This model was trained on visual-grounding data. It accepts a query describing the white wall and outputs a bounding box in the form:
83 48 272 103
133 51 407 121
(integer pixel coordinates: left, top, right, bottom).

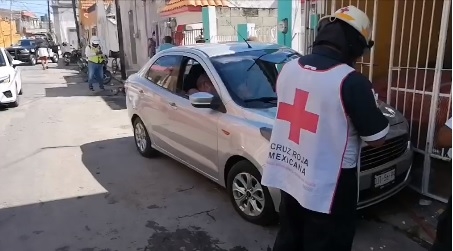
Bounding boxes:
226 0 278 8
171 12 202 26
96 1 119 53
119 0 167 72
52 3 77 45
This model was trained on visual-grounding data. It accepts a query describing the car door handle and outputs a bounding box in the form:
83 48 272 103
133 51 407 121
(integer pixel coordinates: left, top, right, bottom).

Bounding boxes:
168 102 177 109
138 89 144 94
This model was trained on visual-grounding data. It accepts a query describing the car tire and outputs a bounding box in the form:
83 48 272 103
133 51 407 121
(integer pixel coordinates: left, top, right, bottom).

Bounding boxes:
133 117 159 158
29 55 36 66
227 160 278 226
51 54 59 63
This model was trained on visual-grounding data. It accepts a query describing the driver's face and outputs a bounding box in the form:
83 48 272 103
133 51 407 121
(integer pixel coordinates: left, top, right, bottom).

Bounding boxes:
197 74 216 94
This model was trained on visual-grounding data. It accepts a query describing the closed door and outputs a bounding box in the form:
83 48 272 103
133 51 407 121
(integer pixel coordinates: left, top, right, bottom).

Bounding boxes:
164 56 221 178
141 54 183 154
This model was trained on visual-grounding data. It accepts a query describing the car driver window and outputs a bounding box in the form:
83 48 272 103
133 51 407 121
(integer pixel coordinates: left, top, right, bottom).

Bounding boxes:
176 57 215 98
146 55 183 92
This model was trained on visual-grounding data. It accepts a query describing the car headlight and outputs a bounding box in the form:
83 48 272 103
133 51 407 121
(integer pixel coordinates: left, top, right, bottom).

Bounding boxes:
0 76 10 84
22 49 29 53
30 49 35 52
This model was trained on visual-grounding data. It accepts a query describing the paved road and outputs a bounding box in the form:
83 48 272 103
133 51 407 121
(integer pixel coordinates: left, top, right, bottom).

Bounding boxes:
0 63 429 251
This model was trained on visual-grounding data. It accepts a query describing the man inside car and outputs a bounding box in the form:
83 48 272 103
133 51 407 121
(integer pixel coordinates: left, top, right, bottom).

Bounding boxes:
187 73 217 96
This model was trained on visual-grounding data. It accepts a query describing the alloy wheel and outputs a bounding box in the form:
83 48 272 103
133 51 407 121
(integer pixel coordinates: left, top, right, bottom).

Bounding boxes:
134 122 147 152
232 172 265 217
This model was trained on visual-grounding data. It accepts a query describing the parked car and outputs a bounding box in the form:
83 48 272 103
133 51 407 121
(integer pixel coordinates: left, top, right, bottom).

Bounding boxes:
6 39 58 65
125 42 413 226
31 32 60 56
0 48 23 107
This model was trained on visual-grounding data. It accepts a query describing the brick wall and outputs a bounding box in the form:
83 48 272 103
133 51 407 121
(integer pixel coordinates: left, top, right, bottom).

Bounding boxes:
216 7 277 37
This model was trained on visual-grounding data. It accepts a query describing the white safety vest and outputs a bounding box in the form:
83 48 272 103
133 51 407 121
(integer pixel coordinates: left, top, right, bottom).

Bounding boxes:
261 60 356 214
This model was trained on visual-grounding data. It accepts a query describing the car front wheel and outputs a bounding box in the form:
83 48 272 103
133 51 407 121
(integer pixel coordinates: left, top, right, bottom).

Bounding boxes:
133 117 159 158
227 160 278 226
52 54 59 63
29 55 36 65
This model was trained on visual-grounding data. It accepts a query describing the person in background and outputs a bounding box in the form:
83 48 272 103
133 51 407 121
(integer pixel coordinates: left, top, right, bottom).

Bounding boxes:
262 6 388 251
148 31 157 58
157 36 175 52
85 36 105 91
431 117 452 251
37 39 50 70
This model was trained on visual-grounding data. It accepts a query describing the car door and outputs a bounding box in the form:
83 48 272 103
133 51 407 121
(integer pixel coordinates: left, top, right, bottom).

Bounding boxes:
164 55 221 179
140 54 184 155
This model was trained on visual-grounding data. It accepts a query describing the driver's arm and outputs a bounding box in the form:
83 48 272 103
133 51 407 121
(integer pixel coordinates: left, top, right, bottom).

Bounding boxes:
341 72 389 147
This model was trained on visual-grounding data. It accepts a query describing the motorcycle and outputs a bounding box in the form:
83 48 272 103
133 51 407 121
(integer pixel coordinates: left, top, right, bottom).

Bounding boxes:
80 55 112 85
63 48 82 66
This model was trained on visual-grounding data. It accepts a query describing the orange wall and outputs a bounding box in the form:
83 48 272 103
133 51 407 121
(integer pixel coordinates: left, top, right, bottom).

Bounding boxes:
0 20 21 47
80 0 97 29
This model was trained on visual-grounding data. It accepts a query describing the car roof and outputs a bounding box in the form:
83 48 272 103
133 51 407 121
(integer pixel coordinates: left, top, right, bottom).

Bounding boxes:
169 42 286 58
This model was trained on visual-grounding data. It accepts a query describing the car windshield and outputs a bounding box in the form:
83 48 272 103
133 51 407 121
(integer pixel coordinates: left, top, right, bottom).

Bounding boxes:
211 48 300 108
19 40 34 46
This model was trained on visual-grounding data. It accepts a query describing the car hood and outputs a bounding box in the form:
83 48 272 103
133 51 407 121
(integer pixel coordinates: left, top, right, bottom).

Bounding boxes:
242 100 405 127
7 45 34 50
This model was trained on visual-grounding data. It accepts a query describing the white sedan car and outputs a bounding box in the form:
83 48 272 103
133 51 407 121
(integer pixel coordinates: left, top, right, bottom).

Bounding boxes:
0 48 22 107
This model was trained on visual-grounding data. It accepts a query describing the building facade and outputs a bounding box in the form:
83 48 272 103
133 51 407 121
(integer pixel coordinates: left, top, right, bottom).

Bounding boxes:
51 0 79 47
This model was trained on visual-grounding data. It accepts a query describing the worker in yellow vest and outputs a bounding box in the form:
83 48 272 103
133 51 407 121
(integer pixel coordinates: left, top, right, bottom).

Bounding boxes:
85 36 105 91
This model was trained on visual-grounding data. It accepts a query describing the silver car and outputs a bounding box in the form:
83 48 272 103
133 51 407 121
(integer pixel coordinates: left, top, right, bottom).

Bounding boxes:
125 42 413 226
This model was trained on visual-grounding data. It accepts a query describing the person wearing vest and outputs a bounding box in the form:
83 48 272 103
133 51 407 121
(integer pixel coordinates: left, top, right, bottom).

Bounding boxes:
85 36 105 91
261 6 389 251
432 117 452 251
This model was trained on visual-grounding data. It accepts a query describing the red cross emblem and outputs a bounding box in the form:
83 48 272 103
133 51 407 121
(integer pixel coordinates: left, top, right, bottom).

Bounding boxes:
339 7 349 13
276 89 320 144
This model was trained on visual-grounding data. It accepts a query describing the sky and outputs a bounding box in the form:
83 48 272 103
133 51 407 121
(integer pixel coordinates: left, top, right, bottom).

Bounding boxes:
0 0 50 19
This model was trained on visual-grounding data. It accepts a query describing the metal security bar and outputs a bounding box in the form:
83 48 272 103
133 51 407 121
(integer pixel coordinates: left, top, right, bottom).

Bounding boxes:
387 0 452 201
300 0 377 81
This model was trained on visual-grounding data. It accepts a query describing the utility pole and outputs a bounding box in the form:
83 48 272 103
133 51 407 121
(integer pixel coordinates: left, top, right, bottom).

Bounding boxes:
9 0 12 46
71 0 82 49
114 0 126 80
47 0 52 32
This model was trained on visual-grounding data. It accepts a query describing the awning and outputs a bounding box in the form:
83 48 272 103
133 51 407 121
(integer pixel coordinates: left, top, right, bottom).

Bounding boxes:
160 0 231 14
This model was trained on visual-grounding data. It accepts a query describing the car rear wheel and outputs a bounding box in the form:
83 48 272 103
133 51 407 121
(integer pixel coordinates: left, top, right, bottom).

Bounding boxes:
227 160 277 226
133 117 159 158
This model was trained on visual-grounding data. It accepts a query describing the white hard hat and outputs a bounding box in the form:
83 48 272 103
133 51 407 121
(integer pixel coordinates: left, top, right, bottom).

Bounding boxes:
90 36 100 44
319 6 372 43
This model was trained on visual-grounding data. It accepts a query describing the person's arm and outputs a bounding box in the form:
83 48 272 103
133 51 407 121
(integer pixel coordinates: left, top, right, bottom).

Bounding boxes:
341 72 389 147
436 118 452 149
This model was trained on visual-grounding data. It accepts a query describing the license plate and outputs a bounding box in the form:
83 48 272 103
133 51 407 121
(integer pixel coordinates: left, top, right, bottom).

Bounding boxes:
374 168 396 188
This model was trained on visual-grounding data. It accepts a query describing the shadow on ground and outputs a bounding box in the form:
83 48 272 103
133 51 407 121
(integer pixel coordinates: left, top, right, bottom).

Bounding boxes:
42 61 126 110
79 136 254 251
0 136 436 250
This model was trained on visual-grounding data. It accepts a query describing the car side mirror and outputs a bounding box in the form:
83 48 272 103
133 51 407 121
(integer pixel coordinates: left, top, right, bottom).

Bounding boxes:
189 92 214 108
